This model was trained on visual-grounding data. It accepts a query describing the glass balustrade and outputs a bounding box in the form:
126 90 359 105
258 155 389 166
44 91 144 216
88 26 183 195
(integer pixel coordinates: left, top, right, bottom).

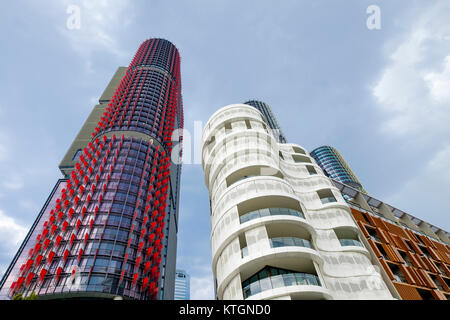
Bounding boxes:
270 237 312 249
242 272 321 299
241 237 312 258
339 239 364 248
240 207 305 224
320 196 337 204
241 246 249 258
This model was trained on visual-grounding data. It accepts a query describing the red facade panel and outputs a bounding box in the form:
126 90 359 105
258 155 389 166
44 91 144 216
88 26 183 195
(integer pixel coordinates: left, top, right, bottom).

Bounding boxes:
394 283 422 300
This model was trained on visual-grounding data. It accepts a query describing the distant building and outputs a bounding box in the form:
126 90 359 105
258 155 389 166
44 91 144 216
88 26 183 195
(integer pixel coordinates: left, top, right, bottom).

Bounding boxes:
310 146 367 194
243 100 287 143
174 269 190 300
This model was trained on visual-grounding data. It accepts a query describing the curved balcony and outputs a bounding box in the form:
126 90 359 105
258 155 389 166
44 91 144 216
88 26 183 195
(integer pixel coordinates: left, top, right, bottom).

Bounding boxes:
240 207 305 224
209 152 281 196
212 177 300 217
241 237 312 258
204 132 279 184
211 203 316 268
215 235 323 298
242 272 321 299
202 104 264 144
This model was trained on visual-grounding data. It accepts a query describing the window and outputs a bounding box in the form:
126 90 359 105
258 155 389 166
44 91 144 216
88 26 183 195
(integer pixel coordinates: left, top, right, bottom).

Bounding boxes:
292 154 312 164
441 276 450 288
88 276 106 286
245 120 252 129
367 227 382 242
375 243 389 260
292 146 306 155
389 264 406 283
317 189 337 204
103 227 118 240
421 246 433 259
430 275 445 291
403 240 413 252
225 122 232 134
241 266 320 299
113 244 126 256
205 136 215 149
334 227 363 248
94 258 110 267
417 288 435 300
399 251 412 266
109 259 123 271
80 257 94 268
436 263 446 275
306 165 317 175
262 123 268 132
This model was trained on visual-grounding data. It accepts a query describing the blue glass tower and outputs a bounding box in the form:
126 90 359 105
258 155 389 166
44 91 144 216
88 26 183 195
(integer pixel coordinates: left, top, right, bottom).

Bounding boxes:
243 100 287 143
310 146 367 193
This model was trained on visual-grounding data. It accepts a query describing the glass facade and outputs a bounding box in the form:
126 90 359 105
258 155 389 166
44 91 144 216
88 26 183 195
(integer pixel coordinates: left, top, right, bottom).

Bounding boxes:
310 146 367 194
0 39 183 300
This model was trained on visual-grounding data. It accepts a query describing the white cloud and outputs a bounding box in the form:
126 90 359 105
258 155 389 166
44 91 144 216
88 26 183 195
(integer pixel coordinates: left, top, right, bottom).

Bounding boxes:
0 209 28 249
385 145 450 230
424 55 450 103
2 174 24 191
372 1 450 138
190 273 214 300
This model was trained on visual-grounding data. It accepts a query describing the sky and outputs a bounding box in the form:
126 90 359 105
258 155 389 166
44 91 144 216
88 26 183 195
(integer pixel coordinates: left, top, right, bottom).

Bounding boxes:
0 0 449 300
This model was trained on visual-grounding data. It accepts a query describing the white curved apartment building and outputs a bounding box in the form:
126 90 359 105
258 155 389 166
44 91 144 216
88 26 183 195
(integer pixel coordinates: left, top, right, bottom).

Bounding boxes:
201 104 396 300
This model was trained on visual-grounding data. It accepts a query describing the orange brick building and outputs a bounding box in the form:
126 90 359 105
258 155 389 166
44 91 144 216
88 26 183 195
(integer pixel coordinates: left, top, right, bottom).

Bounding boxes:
334 180 450 300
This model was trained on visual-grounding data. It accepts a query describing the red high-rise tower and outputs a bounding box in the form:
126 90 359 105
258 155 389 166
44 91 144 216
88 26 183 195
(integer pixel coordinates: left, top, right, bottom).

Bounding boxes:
0 38 184 300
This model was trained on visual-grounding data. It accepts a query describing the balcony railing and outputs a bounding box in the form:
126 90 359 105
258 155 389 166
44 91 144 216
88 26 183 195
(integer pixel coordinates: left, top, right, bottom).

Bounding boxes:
241 237 312 258
228 175 257 187
320 196 337 204
241 246 249 258
240 207 305 224
270 237 312 249
243 273 321 299
339 239 364 248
